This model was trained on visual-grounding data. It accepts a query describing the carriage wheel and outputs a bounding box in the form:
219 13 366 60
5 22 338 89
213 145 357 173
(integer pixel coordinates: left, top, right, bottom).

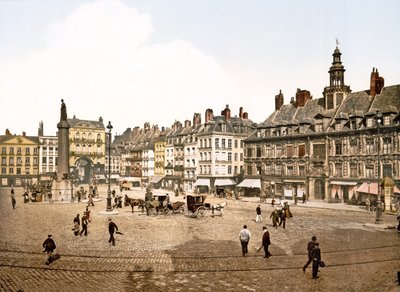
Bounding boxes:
163 207 171 215
196 206 206 219
179 205 186 214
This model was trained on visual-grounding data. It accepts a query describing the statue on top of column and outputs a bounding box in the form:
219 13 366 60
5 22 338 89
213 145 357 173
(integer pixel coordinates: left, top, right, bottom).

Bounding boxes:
60 99 67 121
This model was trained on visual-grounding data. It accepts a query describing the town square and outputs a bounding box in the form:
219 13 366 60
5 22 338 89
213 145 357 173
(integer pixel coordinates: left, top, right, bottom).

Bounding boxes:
1 1 400 291
1 185 399 291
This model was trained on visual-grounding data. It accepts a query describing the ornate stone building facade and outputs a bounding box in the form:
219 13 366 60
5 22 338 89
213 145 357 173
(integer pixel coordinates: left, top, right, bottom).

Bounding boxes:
243 47 400 204
0 130 40 186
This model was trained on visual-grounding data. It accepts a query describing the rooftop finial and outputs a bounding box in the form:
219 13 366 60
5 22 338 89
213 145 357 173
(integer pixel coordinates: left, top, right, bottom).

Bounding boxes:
336 38 340 47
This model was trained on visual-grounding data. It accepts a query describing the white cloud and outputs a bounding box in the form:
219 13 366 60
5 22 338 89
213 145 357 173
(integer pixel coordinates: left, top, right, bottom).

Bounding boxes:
0 0 241 135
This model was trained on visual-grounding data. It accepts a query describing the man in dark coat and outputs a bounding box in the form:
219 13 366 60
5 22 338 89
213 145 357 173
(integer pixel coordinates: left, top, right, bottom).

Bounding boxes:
303 236 317 272
262 226 272 258
42 234 56 265
108 218 118 246
310 242 322 279
80 214 88 236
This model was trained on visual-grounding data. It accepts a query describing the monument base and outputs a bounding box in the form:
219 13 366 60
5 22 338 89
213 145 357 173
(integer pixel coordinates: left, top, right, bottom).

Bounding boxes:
51 179 73 202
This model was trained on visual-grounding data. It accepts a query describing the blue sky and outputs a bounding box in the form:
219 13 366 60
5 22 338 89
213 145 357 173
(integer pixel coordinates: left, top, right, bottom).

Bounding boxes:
0 0 399 136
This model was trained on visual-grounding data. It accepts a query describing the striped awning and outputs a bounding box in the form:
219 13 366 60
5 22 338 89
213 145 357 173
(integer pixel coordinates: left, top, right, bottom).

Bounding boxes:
237 179 261 188
194 178 210 187
214 178 236 186
356 182 400 195
150 176 163 184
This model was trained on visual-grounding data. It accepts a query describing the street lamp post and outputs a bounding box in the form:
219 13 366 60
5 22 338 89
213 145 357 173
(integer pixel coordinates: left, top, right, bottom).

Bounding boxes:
106 121 113 212
374 110 383 224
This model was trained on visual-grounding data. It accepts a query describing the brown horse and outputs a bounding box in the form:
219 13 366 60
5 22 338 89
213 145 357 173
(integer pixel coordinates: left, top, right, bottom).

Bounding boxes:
124 195 145 213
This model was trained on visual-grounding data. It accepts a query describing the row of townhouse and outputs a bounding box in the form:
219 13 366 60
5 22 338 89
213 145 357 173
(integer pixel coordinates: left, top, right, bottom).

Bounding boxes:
242 46 400 205
112 106 255 193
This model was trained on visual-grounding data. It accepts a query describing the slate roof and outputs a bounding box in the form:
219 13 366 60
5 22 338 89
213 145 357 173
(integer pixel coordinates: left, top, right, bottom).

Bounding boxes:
67 118 105 129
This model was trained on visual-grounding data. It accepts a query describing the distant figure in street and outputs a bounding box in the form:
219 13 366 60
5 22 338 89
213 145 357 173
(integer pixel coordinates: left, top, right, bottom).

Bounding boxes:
108 218 118 246
73 214 80 236
87 194 94 207
117 195 123 208
302 193 307 204
11 188 16 209
239 225 251 256
23 191 29 203
310 242 322 279
80 213 88 236
271 199 276 206
366 198 371 212
270 209 279 228
303 236 317 273
84 206 91 222
42 234 56 265
279 209 287 229
112 189 116 198
262 226 272 258
255 204 262 223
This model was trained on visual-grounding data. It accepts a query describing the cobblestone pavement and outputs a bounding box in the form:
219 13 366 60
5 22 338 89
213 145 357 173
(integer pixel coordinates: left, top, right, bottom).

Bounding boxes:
0 186 399 292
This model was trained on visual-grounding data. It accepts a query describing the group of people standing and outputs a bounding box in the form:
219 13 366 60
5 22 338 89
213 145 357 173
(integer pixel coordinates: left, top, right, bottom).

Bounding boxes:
72 206 91 236
254 201 293 229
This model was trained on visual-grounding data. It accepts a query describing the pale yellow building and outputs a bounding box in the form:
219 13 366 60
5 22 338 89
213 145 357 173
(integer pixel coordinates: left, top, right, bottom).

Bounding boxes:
0 130 40 186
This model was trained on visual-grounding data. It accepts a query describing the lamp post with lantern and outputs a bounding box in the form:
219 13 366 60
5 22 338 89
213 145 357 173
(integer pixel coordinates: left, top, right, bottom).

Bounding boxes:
106 121 113 212
374 110 383 224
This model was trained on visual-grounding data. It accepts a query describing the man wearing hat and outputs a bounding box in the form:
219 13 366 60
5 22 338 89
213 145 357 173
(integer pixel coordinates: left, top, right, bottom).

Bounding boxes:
108 218 119 246
310 242 322 279
42 234 56 265
262 226 272 258
255 204 262 223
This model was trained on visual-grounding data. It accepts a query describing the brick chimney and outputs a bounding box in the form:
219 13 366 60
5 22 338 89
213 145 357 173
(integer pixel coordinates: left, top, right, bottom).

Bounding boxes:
193 113 201 126
239 107 244 118
243 112 248 119
295 88 311 107
184 120 191 128
205 109 214 123
370 67 385 97
22 131 26 137
5 129 11 135
221 104 231 120
275 90 284 111
133 126 140 136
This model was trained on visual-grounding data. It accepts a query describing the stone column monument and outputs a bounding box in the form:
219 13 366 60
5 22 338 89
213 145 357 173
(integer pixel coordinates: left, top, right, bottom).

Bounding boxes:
51 99 72 201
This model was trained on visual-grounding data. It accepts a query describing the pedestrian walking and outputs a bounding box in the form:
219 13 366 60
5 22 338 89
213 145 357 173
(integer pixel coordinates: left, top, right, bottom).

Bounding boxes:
11 188 16 209
261 226 272 258
108 218 118 246
42 234 56 265
310 242 322 279
270 209 279 228
73 214 80 236
84 206 91 222
112 189 116 198
80 213 88 236
239 225 251 256
279 209 287 228
255 204 263 223
23 191 29 203
87 194 94 207
302 193 307 204
303 236 317 272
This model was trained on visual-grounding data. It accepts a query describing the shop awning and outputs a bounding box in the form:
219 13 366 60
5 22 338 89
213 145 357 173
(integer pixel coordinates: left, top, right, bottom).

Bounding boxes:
237 179 261 188
194 178 210 187
119 177 141 182
356 182 400 195
110 174 120 179
330 181 357 186
150 176 163 184
214 178 236 186
283 179 305 183
96 174 105 179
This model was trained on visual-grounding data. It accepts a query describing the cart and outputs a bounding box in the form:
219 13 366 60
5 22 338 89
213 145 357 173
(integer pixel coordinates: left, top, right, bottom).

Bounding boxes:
186 194 208 219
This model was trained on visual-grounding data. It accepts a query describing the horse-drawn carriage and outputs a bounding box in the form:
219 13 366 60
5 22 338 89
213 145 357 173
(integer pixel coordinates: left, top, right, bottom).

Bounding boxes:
145 194 185 215
186 194 227 219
